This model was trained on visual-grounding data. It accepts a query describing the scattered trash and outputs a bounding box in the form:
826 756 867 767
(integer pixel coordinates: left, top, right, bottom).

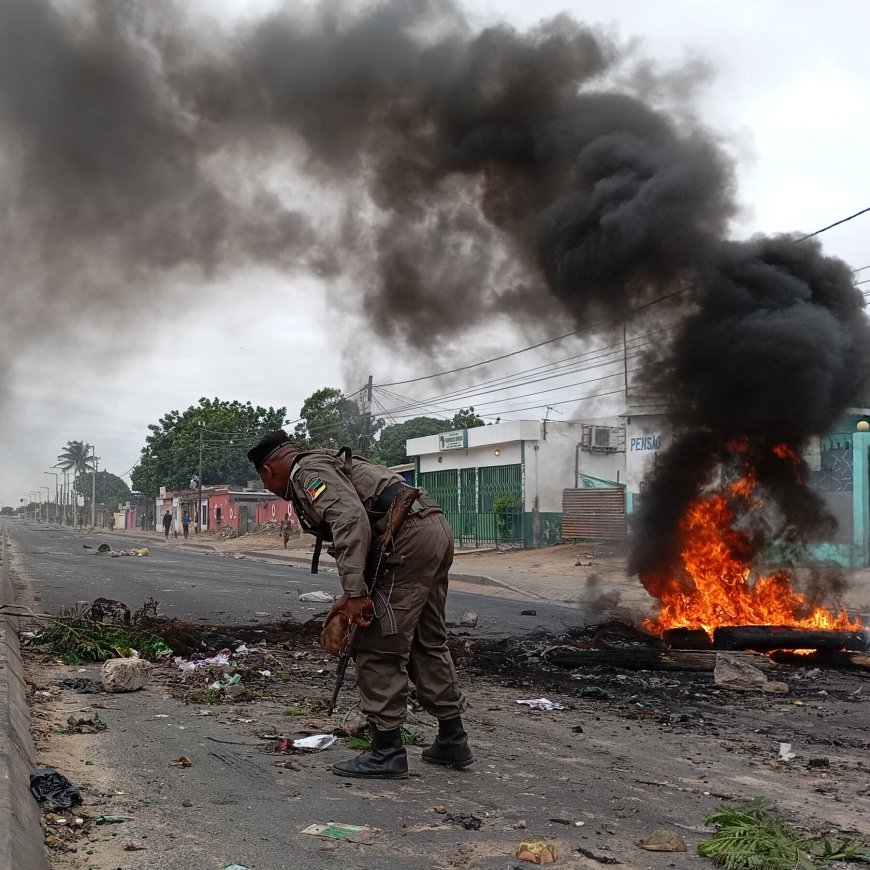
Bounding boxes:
571 725 584 733
516 839 557 864
520 609 537 616
292 734 338 751
807 757 830 768
66 714 107 734
92 545 149 557
443 812 481 830
170 756 193 767
298 591 335 603
576 846 620 864
174 650 231 677
30 768 82 810
517 698 565 711
434 805 447 814
94 815 127 825
101 657 153 692
778 742 796 761
514 819 527 830
58 677 102 694
580 686 614 701
273 733 338 753
300 823 379 844
223 865 252 870
90 597 132 624
548 818 570 825
639 829 687 852
235 644 250 655
459 611 479 628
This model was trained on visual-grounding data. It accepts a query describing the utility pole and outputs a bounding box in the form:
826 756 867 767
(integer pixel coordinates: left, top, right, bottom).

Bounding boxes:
91 445 99 528
44 471 59 522
197 422 204 533
362 375 373 456
622 319 630 408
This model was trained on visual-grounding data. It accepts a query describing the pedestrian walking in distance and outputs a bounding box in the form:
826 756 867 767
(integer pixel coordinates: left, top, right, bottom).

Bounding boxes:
162 510 172 539
247 429 472 779
182 510 191 539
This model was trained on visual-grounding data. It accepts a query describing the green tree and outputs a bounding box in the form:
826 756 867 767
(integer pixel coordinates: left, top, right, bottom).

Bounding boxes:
74 471 131 512
131 397 287 493
1 506 13 516
450 408 485 429
56 440 95 477
373 417 450 467
293 387 383 454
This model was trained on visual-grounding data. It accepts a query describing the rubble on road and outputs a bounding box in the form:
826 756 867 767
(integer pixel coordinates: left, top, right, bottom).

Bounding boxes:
101 657 153 692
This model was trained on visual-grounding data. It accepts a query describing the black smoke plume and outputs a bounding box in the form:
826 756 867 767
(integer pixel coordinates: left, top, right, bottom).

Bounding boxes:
1 0 867 573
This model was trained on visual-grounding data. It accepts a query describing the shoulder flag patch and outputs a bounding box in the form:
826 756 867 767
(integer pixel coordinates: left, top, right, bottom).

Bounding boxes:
305 476 327 502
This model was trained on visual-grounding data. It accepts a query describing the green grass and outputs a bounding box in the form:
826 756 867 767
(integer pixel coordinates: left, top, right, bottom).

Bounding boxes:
698 800 870 869
36 604 170 664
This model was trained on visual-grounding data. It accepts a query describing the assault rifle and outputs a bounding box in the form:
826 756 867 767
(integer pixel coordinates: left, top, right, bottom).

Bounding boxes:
326 485 421 716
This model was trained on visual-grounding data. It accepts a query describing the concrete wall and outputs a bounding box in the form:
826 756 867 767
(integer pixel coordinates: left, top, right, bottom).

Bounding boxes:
408 418 628 515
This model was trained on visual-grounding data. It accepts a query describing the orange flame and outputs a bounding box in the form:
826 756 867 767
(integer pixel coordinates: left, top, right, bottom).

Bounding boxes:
643 448 862 637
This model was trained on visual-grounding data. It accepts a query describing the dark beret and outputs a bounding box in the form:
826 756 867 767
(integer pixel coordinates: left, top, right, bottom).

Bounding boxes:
247 429 292 470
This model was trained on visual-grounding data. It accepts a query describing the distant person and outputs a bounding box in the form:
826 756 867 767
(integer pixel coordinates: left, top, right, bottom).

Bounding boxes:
281 510 294 548
108 516 115 532
148 512 154 531
182 510 191 539
162 510 172 539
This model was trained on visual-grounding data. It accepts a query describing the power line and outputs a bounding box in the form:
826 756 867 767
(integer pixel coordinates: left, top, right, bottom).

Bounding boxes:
795 206 870 243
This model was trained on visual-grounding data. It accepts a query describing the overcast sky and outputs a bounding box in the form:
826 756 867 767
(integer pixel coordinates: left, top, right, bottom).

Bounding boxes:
2 0 869 507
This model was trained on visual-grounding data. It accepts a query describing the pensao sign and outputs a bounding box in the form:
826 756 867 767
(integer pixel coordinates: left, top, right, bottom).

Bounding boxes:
438 430 468 450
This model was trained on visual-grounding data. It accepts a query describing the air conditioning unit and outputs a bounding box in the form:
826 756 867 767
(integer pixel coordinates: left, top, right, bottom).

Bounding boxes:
592 426 613 449
580 424 624 454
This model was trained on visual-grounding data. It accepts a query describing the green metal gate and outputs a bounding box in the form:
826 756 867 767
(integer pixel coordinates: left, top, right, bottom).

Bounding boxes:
421 463 522 547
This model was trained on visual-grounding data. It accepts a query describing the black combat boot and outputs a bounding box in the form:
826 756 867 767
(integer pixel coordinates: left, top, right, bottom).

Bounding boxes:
331 727 409 779
422 716 474 768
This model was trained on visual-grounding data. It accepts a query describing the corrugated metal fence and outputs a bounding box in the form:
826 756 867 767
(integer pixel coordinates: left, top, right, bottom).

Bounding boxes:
562 488 627 541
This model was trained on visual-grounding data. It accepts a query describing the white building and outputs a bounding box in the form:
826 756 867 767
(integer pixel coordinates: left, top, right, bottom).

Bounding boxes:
406 414 674 547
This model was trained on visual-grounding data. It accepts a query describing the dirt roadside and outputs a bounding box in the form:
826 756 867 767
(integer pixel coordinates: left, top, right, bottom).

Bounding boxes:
22 622 870 869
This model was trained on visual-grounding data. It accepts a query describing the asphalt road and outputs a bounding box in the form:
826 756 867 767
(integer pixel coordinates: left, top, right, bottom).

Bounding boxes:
6 520 869 870
5 520 584 637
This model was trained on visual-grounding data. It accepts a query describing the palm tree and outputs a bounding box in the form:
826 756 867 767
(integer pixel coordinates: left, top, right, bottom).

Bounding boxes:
56 440 96 515
56 441 95 477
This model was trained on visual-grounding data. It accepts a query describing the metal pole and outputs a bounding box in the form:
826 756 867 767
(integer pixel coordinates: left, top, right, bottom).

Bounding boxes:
197 423 203 533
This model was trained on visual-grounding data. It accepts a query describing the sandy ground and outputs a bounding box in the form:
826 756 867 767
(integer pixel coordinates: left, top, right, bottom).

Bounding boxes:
22 615 870 870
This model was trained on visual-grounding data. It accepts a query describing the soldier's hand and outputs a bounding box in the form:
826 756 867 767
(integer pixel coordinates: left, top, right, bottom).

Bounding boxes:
346 594 375 627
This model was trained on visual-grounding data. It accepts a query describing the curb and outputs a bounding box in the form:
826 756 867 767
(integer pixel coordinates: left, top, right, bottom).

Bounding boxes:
232 549 544 600
0 526 51 870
